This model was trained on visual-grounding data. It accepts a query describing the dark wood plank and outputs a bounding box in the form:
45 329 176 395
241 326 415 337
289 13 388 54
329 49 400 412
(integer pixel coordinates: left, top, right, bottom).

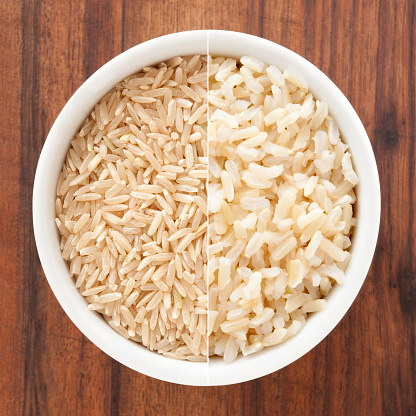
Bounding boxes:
0 2 24 415
371 1 416 414
19 1 115 415
122 0 209 48
1 0 415 414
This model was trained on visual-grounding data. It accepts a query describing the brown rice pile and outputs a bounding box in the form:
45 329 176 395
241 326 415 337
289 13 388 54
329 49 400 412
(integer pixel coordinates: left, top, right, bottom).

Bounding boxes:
55 55 208 361
55 53 358 363
207 56 358 362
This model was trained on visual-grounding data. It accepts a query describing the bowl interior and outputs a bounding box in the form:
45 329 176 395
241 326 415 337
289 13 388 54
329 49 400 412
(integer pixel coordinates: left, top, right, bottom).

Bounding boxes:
33 30 380 386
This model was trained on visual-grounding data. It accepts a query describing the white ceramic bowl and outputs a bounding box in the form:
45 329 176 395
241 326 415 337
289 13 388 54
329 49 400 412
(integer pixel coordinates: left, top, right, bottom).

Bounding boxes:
33 30 380 386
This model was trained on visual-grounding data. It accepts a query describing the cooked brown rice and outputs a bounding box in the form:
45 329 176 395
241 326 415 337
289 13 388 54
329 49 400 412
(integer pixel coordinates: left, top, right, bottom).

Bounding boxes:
207 55 358 362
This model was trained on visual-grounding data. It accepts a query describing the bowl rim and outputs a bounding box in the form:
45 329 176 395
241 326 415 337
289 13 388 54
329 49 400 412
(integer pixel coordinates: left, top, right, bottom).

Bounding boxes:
33 29 381 386
33 30 211 386
207 30 380 385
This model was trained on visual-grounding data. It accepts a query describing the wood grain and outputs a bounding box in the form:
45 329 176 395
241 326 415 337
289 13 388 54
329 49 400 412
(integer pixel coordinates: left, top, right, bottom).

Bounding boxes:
0 0 415 414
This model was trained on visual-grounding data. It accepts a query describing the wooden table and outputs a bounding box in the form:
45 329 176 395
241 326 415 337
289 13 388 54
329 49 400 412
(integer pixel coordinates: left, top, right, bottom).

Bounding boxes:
1 0 415 414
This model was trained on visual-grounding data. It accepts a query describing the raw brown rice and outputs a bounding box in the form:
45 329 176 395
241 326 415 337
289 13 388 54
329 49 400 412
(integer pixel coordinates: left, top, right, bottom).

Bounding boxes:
56 55 208 361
